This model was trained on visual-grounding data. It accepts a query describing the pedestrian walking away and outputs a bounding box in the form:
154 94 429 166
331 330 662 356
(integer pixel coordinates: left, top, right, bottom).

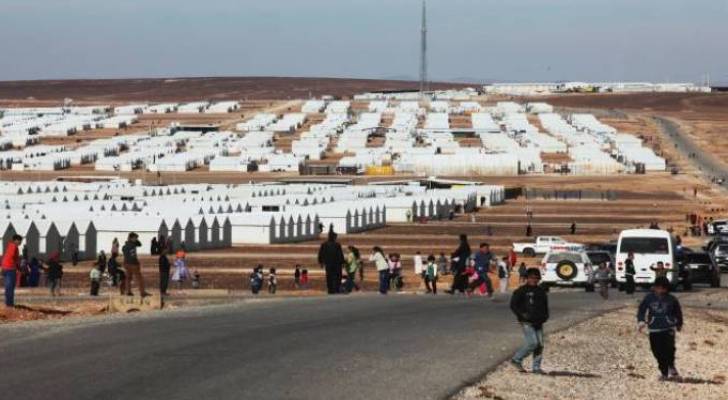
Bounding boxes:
447 234 471 294
45 251 64 297
250 265 264 294
518 262 528 284
89 265 102 296
638 277 683 380
425 254 438 294
158 248 171 295
122 232 148 296
1 234 23 307
472 243 494 296
498 256 510 294
28 257 41 288
267 268 277 294
624 252 636 295
344 246 361 293
318 231 345 294
510 268 549 374
594 262 612 300
369 246 390 295
293 264 302 289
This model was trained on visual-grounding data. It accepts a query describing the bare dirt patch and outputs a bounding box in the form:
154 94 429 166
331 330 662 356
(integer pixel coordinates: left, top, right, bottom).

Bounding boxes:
455 306 728 400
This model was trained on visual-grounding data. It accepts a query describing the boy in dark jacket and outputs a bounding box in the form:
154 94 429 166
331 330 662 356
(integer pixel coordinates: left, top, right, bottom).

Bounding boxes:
509 268 549 373
637 277 683 380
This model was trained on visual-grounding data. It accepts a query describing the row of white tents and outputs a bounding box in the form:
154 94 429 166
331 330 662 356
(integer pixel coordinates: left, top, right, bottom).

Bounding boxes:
1 180 504 259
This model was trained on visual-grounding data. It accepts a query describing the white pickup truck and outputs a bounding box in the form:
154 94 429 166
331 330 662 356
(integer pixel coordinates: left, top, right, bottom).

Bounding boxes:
513 236 584 257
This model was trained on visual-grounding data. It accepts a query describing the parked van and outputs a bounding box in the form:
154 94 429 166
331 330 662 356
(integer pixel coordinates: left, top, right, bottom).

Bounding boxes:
615 229 677 287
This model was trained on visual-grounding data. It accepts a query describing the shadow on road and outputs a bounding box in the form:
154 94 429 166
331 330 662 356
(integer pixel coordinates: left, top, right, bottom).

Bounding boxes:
544 370 601 379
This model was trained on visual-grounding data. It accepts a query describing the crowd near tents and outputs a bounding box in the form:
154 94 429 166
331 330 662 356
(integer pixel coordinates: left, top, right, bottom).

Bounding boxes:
0 179 504 261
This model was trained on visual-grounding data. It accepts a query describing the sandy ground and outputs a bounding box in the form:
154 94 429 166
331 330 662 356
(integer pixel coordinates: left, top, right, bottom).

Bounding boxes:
455 302 728 400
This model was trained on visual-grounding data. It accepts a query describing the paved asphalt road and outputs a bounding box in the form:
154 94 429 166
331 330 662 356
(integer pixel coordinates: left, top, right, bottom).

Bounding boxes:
654 116 728 189
0 291 634 400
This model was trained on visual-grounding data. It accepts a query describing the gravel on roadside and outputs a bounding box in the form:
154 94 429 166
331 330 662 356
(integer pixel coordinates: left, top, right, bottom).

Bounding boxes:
455 306 728 400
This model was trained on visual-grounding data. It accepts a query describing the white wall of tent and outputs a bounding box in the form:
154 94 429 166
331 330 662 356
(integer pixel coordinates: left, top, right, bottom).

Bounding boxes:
0 180 503 259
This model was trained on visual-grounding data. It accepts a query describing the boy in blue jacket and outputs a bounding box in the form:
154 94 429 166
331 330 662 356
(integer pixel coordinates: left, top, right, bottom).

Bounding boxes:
637 277 683 380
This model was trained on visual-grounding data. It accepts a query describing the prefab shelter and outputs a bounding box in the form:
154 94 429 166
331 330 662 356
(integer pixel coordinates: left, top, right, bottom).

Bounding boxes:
35 220 62 258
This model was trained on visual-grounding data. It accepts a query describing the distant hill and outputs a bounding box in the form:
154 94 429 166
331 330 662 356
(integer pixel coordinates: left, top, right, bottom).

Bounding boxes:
0 76 474 104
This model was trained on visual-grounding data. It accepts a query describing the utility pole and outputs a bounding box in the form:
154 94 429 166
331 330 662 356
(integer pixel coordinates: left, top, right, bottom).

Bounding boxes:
419 0 428 97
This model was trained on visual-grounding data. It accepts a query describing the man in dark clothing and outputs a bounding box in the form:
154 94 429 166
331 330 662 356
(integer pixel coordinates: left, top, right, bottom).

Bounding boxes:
510 268 549 373
318 231 345 294
447 234 471 294
122 232 148 297
151 237 160 256
158 249 171 295
637 277 683 380
526 224 533 237
473 243 494 296
570 222 576 235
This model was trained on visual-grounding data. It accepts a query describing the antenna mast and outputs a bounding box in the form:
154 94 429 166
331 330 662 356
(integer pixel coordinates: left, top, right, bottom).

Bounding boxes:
419 0 428 96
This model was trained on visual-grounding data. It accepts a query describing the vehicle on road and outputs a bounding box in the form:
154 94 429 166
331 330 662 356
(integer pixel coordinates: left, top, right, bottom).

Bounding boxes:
707 220 728 236
615 229 678 288
540 250 592 288
677 252 721 288
513 236 584 257
705 235 728 272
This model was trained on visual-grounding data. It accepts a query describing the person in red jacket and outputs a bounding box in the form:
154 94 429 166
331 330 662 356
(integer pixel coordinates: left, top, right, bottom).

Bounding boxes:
2 234 23 307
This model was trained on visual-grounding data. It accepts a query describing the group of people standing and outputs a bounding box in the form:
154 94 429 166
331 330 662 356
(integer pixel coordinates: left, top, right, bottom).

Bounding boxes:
2 235 66 306
446 235 516 297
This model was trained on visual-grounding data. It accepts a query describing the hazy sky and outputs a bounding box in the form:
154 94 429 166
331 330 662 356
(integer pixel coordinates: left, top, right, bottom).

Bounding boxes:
1 0 727 83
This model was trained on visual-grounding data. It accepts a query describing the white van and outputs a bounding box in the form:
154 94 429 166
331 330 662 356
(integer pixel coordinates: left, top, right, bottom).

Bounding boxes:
615 229 677 286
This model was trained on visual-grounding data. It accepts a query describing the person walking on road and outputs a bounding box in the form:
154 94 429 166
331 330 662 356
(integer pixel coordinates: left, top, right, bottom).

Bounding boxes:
89 265 102 296
498 256 510 294
158 248 171 296
28 257 41 288
293 264 302 289
624 252 636 295
2 234 23 307
637 277 683 380
594 262 612 300
518 262 528 284
111 237 120 258
473 243 494 297
122 232 148 297
344 246 361 293
370 246 390 295
46 252 63 297
447 234 471 294
318 231 345 294
510 268 550 374
570 222 577 235
425 254 438 294
267 268 278 294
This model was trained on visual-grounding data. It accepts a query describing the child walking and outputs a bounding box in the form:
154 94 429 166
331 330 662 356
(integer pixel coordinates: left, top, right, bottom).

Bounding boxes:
425 254 438 294
637 277 683 380
300 268 309 290
89 265 102 296
268 268 277 294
